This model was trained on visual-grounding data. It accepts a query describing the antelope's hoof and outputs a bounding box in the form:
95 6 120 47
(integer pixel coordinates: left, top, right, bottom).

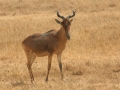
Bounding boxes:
31 79 35 84
45 78 48 82
61 76 63 80
62 79 66 83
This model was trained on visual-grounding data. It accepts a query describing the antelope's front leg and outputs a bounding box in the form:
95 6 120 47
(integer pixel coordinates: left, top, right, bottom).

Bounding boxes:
46 53 53 81
57 53 63 80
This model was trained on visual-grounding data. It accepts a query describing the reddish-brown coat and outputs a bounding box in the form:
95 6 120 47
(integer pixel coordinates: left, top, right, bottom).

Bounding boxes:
22 10 75 83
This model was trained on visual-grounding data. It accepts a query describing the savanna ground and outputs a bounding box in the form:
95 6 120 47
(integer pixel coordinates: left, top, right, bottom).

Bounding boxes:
0 0 120 90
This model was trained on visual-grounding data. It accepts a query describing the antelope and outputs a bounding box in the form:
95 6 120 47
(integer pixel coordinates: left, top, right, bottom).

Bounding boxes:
22 10 75 83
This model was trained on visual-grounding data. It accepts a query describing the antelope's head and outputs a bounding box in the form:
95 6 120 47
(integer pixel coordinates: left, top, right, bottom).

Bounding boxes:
55 10 76 40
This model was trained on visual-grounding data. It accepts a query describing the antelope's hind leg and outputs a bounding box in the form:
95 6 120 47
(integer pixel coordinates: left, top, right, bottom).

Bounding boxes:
24 50 36 83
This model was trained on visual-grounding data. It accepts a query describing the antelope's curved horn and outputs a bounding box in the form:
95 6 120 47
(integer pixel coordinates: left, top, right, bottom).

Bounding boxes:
57 11 65 19
67 10 76 19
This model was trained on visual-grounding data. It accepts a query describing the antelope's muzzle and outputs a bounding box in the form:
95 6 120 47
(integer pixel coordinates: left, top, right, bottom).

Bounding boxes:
66 31 70 40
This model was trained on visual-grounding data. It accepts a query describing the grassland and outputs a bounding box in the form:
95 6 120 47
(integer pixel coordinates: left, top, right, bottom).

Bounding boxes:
0 0 120 90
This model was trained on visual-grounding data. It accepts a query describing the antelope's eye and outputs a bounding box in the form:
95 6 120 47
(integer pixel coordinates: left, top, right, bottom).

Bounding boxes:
69 22 71 25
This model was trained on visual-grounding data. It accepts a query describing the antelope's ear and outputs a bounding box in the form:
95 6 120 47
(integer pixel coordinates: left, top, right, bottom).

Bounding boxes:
55 19 61 24
70 19 73 23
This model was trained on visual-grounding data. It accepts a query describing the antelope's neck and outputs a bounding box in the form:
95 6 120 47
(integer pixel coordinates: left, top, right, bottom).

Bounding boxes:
57 27 67 42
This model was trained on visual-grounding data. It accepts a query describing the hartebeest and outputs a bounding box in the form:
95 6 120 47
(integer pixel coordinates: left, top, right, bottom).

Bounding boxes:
22 10 75 83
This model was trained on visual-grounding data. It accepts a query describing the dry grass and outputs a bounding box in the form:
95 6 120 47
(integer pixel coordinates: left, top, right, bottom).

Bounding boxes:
0 0 120 90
